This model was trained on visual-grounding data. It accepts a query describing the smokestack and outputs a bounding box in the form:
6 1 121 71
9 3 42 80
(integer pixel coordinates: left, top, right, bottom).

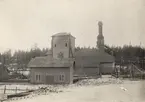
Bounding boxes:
97 21 104 52
98 21 103 35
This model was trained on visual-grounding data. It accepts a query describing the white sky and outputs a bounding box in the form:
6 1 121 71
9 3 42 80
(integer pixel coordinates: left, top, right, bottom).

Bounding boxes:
0 0 145 52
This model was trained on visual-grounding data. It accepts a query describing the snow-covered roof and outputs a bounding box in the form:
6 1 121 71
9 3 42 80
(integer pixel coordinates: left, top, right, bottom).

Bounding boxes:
52 32 75 38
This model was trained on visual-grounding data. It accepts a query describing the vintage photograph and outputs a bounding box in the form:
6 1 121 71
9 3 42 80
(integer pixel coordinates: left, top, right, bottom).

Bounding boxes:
0 0 145 102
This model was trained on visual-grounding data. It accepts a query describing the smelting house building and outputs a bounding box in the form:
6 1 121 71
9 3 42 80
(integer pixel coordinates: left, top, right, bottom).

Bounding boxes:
28 21 115 84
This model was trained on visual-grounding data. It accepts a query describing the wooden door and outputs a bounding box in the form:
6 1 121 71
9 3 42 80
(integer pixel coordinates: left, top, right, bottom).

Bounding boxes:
46 75 54 84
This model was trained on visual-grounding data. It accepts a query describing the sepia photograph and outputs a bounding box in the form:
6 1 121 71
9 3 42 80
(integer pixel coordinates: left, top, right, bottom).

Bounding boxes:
0 0 145 102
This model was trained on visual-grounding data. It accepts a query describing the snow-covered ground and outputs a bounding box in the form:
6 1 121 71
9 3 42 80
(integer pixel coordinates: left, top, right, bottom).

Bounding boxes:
2 76 145 102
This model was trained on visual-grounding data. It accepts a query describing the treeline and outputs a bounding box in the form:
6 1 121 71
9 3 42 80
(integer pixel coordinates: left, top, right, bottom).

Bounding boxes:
0 47 49 69
0 44 145 69
76 45 145 69
105 45 145 58
75 44 145 59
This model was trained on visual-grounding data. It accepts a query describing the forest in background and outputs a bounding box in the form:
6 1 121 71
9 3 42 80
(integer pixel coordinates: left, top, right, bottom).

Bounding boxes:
0 44 145 70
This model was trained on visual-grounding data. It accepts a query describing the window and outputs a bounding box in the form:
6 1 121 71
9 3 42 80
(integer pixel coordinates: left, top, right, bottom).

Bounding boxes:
65 43 67 47
59 74 65 82
54 44 56 47
39 75 40 80
54 74 65 82
36 74 41 82
61 75 65 81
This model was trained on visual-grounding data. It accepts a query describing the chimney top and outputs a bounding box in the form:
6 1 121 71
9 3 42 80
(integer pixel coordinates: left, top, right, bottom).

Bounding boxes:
98 21 103 26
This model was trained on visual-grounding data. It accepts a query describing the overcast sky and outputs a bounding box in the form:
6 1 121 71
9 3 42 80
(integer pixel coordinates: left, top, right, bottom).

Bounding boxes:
0 0 145 52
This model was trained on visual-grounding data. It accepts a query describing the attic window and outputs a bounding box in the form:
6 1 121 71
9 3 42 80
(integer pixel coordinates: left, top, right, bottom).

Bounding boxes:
65 43 67 47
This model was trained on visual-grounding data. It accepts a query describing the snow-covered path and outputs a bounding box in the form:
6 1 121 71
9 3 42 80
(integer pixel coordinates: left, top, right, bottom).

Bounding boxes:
7 80 145 102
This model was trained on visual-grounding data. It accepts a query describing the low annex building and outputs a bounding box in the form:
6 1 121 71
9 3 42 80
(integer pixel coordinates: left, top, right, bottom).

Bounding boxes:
75 49 115 76
74 22 115 76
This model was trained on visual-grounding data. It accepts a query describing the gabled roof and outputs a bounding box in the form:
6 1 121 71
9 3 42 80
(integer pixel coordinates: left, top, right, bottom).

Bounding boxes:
75 49 114 58
28 56 74 68
75 49 115 67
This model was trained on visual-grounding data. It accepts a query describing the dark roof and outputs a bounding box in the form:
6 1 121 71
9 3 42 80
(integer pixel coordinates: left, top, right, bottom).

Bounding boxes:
75 49 114 58
52 32 75 38
75 49 115 67
28 56 74 68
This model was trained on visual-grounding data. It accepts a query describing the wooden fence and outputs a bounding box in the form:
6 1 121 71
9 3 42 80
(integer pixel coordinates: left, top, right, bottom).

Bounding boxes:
0 85 36 101
0 85 33 95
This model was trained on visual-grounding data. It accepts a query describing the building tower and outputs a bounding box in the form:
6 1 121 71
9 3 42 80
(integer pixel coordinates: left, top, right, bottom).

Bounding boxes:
51 32 75 59
97 21 104 52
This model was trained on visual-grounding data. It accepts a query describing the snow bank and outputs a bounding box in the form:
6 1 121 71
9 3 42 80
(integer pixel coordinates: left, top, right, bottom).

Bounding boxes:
75 77 123 86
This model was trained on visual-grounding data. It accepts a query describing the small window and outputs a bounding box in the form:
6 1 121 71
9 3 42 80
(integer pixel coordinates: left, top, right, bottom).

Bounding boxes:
36 74 41 82
55 44 56 47
61 75 65 81
54 74 65 82
59 74 65 82
65 43 67 47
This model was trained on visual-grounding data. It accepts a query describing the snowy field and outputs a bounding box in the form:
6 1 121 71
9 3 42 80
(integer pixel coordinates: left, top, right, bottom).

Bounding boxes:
1 76 145 102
